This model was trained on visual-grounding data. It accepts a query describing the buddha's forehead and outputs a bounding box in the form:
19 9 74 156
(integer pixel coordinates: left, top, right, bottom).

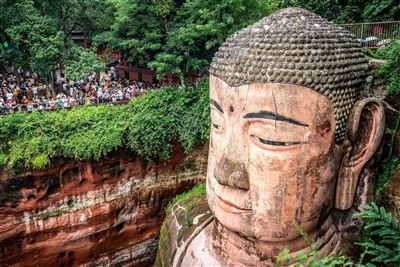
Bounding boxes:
210 75 334 126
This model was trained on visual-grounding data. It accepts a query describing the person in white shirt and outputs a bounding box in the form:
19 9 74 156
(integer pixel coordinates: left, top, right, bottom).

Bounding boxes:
27 102 33 113
6 91 13 101
32 86 38 97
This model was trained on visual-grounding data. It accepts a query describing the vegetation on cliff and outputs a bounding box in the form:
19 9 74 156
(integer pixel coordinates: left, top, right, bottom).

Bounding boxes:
365 39 400 95
375 39 400 95
165 183 206 213
0 80 210 170
363 39 400 198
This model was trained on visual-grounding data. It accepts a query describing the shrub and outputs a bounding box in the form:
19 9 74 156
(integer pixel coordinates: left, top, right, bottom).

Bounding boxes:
357 202 400 266
126 80 210 161
374 39 400 94
0 80 210 170
375 157 400 198
165 183 206 213
275 221 353 266
275 247 353 267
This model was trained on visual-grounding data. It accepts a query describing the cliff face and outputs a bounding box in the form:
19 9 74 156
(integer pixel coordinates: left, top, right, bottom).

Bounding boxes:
0 146 207 267
381 171 400 219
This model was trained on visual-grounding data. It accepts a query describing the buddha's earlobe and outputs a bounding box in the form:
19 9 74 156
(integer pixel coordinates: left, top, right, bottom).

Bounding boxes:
335 98 385 210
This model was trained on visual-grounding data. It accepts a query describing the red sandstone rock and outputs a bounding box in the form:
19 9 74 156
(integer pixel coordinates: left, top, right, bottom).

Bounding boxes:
381 171 400 219
0 146 207 266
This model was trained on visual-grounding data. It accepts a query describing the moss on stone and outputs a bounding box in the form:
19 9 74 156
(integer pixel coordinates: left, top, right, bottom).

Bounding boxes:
155 220 169 267
165 183 206 214
156 183 210 267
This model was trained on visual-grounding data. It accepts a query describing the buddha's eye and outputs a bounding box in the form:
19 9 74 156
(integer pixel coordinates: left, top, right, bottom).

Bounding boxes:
251 135 301 147
212 123 222 130
248 121 306 150
211 108 225 134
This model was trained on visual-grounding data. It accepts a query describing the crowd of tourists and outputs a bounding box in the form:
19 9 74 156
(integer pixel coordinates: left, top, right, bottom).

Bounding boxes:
0 74 158 115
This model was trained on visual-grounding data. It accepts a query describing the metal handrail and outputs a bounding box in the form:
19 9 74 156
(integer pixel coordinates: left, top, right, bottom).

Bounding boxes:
340 21 400 26
339 21 400 48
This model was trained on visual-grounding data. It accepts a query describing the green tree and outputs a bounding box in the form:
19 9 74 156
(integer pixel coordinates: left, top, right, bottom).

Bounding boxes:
64 47 105 81
362 0 400 22
93 0 278 84
0 0 113 95
93 0 164 67
4 3 65 96
278 0 400 23
148 0 279 84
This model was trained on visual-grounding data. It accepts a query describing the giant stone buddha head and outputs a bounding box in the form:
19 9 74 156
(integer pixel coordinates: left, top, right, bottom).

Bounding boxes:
205 7 385 257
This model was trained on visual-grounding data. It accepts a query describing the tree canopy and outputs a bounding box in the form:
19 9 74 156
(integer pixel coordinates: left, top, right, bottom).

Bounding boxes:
0 0 399 85
278 0 400 23
0 0 108 95
93 0 400 83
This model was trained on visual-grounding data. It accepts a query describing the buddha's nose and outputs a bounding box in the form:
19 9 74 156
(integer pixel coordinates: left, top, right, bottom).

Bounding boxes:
213 156 250 191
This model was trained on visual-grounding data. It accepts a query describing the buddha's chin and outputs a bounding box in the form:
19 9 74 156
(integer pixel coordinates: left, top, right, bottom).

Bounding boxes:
212 197 254 237
211 196 313 242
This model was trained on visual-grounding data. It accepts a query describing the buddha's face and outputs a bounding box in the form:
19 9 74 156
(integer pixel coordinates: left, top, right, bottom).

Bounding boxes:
207 75 343 241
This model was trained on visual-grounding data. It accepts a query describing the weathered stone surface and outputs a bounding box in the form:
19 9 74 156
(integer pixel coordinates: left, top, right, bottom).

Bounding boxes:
0 146 207 267
209 7 370 143
155 191 211 267
160 8 386 267
381 171 400 219
380 92 400 158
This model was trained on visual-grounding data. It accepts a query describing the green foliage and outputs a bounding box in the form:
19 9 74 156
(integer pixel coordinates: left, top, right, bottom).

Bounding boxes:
357 202 400 266
276 247 353 267
0 81 210 170
0 153 6 166
4 0 398 85
149 0 278 81
165 183 206 213
126 80 210 160
362 0 400 22
278 0 354 23
375 157 400 198
278 0 400 23
275 203 400 266
275 222 353 266
95 0 279 83
2 0 399 86
64 47 105 81
361 48 379 59
375 39 400 94
0 0 115 92
94 0 400 81
95 0 164 66
4 8 65 80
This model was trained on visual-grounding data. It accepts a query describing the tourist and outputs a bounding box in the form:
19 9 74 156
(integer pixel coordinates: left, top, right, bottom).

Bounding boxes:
56 98 63 109
26 87 33 100
6 90 13 102
26 102 33 113
0 73 162 115
49 98 56 110
0 98 6 114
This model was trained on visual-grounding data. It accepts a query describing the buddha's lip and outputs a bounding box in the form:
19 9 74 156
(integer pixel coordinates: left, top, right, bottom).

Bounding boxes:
215 194 252 213
210 175 252 212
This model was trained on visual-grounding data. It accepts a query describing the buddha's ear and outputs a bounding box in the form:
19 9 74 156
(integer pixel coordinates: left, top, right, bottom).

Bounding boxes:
335 98 385 210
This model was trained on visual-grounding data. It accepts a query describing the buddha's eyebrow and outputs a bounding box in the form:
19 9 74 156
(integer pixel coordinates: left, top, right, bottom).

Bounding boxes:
210 98 223 113
243 111 309 127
